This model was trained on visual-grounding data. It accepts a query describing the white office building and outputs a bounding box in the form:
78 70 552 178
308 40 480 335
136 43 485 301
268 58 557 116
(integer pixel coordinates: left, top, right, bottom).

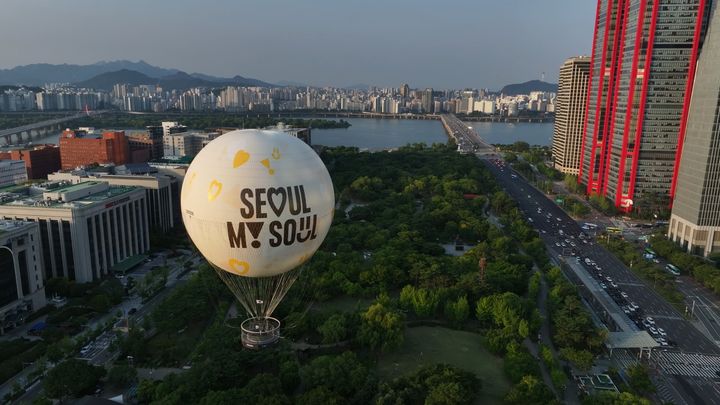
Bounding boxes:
0 220 46 333
0 181 149 282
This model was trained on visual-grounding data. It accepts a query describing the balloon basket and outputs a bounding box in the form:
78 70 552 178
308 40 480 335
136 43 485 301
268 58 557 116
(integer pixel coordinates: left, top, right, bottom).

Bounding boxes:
240 317 281 350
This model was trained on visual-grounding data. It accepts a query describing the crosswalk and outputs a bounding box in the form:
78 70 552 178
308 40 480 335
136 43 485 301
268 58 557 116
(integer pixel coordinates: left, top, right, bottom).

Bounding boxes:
655 351 720 379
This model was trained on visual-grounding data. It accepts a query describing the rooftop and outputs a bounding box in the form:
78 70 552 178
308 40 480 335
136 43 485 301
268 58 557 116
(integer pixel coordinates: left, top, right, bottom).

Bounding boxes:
0 181 140 209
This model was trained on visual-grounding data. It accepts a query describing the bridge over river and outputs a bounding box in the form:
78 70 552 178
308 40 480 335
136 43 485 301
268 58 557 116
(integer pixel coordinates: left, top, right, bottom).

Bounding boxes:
439 114 497 155
0 110 106 146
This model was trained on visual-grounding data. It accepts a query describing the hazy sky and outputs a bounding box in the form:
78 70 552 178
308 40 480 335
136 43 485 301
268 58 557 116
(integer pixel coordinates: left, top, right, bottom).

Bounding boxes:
0 0 595 89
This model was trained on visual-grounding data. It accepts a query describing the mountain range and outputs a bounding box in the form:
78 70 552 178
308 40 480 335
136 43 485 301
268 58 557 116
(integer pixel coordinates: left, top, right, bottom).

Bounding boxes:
0 60 557 94
0 60 274 90
499 80 557 96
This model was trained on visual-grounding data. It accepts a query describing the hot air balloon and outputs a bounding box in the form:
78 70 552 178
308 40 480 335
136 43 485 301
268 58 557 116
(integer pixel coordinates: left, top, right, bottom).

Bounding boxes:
181 129 334 349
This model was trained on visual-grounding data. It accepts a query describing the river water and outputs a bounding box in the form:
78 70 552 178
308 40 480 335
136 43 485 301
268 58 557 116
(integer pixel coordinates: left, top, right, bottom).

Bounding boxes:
29 117 553 149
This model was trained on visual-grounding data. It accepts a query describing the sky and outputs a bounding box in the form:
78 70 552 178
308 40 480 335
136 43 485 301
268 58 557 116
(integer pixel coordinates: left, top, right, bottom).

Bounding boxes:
0 0 595 90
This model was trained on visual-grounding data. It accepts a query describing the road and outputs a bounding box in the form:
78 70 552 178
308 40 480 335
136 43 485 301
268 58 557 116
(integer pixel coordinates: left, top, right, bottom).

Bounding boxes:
439 114 495 154
0 251 197 404
481 156 720 404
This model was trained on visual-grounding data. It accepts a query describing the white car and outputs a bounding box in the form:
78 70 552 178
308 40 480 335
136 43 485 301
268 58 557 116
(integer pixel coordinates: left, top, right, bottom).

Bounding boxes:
630 302 640 310
657 328 667 336
649 327 658 335
600 283 607 289
621 292 628 298
646 317 655 325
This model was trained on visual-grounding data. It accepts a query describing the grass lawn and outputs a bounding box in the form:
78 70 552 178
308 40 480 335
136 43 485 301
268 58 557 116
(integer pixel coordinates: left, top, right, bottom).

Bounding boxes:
377 326 510 405
144 318 210 367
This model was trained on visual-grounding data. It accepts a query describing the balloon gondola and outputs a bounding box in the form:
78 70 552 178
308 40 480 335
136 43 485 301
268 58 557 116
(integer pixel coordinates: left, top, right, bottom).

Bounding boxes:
181 129 334 349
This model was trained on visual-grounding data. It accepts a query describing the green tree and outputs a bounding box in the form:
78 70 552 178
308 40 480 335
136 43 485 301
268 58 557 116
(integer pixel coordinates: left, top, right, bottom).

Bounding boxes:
317 314 348 344
43 359 105 400
377 364 480 405
107 364 138 387
559 348 594 372
627 363 655 396
504 375 555 405
300 352 369 398
358 295 405 352
581 391 650 405
444 296 470 327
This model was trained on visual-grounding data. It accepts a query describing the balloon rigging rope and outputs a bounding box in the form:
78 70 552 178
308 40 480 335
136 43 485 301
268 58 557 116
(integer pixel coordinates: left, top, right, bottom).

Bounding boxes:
214 266 303 320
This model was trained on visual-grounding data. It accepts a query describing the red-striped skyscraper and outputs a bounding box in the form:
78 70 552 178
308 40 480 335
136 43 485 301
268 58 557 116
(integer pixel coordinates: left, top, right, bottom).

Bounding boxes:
579 0 712 213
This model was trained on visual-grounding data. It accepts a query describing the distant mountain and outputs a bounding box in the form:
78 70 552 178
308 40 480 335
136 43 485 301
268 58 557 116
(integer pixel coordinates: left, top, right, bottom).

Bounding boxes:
75 69 155 89
499 80 557 96
0 60 274 89
74 69 275 91
0 60 178 86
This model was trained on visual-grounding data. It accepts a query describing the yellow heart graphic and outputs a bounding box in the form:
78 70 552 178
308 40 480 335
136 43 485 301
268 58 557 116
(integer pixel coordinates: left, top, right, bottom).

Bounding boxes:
233 150 250 168
228 259 250 275
208 180 222 201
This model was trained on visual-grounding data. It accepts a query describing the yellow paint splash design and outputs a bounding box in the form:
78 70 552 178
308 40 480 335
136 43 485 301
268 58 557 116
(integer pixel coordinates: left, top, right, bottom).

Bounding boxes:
261 158 275 175
208 180 223 201
233 150 250 168
228 259 250 275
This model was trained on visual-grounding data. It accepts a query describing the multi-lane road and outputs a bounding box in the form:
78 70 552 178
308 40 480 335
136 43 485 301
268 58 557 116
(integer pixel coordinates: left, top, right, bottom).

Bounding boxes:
439 114 495 154
480 156 720 404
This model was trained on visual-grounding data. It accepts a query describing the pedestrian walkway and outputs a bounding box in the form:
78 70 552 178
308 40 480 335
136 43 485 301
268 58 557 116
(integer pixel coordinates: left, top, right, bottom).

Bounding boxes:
655 351 720 379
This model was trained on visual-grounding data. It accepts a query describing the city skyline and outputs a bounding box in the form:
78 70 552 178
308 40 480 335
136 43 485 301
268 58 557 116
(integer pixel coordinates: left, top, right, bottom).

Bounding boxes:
0 0 595 89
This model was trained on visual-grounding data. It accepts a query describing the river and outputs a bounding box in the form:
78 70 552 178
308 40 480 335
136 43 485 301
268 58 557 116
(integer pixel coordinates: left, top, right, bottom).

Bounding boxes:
28 117 553 149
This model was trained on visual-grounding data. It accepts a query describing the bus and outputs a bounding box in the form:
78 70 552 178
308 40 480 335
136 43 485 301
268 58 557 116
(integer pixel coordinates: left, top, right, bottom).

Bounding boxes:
665 264 681 276
606 227 623 234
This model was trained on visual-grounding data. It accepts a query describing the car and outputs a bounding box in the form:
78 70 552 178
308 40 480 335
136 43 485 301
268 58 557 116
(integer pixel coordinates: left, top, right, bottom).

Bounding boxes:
610 282 618 288
630 302 639 310
658 328 667 336
556 217 562 222
555 242 561 247
649 327 658 335
600 283 607 289
621 292 628 298
605 276 613 282
541 230 547 234
645 317 655 325
622 307 631 314
585 258 592 264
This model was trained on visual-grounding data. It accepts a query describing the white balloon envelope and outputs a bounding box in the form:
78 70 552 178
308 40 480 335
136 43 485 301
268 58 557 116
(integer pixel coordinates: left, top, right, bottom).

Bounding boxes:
181 129 334 344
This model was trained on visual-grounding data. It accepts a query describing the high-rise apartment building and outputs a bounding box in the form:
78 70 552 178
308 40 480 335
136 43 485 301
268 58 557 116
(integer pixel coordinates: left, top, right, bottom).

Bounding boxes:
400 83 410 98
668 3 720 256
552 56 591 175
579 0 712 212
422 88 433 113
